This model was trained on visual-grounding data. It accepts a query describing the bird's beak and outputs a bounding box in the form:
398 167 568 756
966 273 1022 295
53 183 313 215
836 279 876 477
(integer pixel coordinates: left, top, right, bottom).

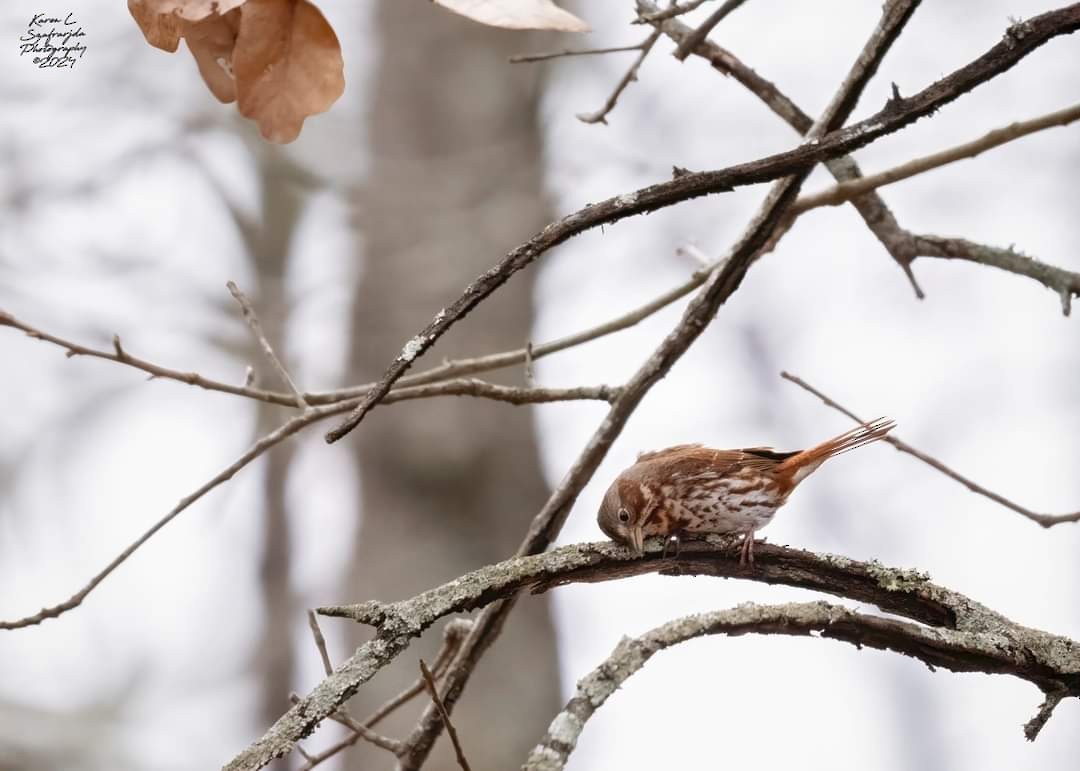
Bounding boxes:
628 526 644 557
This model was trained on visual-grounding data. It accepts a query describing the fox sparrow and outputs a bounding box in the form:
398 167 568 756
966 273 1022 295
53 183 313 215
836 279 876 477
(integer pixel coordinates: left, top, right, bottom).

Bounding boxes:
598 418 894 565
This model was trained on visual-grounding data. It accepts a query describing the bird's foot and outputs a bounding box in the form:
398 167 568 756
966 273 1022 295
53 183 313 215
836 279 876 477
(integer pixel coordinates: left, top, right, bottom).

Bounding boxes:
662 530 686 560
738 531 756 568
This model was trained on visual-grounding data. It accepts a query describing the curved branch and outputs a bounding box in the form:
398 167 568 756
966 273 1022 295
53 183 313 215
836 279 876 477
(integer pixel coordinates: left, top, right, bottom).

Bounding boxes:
326 4 1080 442
523 600 1077 770
223 540 1080 771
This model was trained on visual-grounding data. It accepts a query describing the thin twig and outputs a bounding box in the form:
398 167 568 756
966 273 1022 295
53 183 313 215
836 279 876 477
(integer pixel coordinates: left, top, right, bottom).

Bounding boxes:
420 659 472 771
509 44 644 63
301 612 406 757
307 610 333 677
293 619 471 770
327 713 403 755
676 242 712 269
673 0 748 60
325 4 1080 444
366 619 472 729
780 371 1080 528
0 381 611 631
0 408 317 631
792 102 1080 214
577 29 662 124
0 310 626 410
0 309 299 405
523 342 536 387
227 281 309 410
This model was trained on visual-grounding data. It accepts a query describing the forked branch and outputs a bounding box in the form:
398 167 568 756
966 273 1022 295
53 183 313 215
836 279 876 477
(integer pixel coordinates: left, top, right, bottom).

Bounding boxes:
327 4 1080 442
223 540 1080 770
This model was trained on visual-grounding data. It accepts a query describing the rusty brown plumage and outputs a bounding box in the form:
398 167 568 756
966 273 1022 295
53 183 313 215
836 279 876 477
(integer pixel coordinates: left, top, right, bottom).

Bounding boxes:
597 418 895 565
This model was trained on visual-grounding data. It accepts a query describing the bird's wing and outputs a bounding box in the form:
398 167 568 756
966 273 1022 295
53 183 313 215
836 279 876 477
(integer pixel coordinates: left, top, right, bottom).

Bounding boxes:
636 443 703 462
740 446 800 462
633 445 783 481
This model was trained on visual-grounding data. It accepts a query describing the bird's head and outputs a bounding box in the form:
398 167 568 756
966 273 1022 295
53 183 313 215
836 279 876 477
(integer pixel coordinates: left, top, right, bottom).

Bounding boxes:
597 477 648 556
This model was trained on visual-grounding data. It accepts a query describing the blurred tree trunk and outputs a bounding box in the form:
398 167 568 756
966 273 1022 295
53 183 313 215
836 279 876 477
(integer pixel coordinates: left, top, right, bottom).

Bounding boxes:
342 5 561 770
241 155 305 742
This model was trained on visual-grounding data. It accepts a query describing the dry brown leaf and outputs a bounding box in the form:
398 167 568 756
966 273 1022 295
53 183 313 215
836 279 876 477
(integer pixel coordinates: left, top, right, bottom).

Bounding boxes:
433 0 589 31
233 0 344 143
136 0 249 22
181 10 241 102
128 0 182 51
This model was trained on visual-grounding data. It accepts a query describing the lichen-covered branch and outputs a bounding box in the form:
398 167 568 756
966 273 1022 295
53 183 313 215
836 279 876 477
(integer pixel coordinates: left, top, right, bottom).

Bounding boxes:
523 600 1080 770
222 539 1080 770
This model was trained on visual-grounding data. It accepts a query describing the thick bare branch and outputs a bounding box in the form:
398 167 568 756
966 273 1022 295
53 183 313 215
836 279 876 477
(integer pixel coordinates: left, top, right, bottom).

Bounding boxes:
327 4 1080 442
523 600 1078 769
222 538 1080 771
782 372 1080 527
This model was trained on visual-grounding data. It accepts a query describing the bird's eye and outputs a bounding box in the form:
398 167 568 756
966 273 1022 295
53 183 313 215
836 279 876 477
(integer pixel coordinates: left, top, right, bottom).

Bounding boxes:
618 508 630 523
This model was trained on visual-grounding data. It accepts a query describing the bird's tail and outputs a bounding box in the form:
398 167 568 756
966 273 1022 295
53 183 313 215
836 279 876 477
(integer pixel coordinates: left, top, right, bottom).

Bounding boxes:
776 417 895 486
